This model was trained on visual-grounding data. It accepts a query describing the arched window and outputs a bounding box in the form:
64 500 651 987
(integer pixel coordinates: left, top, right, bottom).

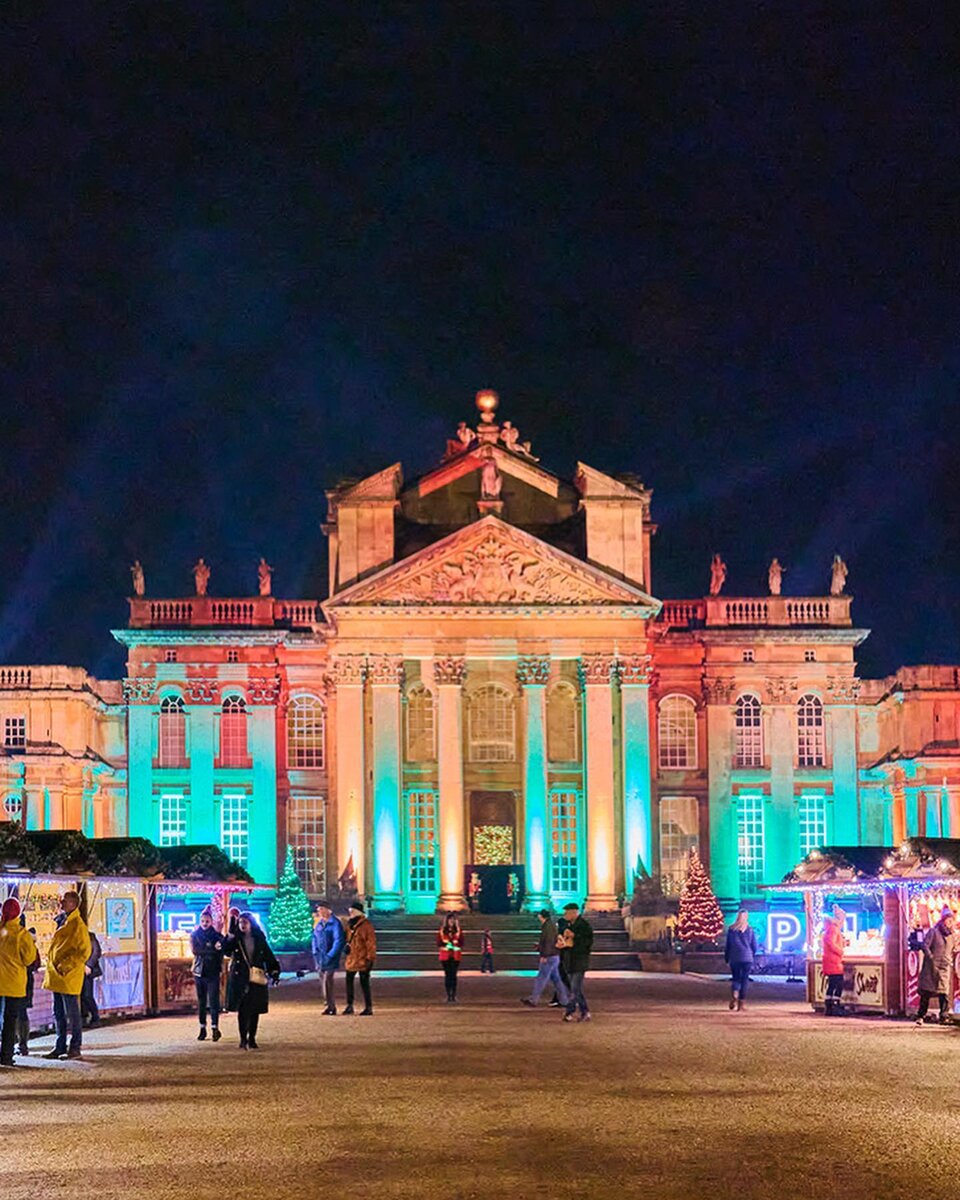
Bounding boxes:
658 695 697 769
734 694 763 767
288 695 325 769
405 684 436 762
468 684 516 762
3 793 23 824
220 695 248 766
547 682 581 762
797 694 825 767
158 695 186 767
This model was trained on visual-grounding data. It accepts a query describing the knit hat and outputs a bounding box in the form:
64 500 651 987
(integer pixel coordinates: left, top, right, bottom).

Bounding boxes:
349 899 365 913
2 898 22 923
199 906 214 920
942 906 954 920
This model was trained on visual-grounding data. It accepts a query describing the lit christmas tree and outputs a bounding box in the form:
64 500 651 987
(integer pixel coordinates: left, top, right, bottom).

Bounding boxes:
268 846 315 951
676 849 725 943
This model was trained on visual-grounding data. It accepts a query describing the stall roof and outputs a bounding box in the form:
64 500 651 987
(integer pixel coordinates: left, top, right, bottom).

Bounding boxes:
767 838 960 892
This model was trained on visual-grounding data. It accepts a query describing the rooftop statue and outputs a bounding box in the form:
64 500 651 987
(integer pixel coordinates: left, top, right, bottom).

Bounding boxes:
481 456 503 500
768 557 783 596
192 558 211 597
130 560 145 597
444 420 477 460
830 554 848 596
709 553 727 596
499 420 536 459
258 557 273 597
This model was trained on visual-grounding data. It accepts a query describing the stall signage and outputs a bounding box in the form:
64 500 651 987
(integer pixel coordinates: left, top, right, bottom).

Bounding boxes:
810 962 885 1008
766 912 804 954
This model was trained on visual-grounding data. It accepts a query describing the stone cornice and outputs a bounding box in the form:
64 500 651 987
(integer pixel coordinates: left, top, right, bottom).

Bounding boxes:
112 628 288 647
697 628 871 646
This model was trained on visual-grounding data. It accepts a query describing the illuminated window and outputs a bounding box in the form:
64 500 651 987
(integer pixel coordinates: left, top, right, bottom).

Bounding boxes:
550 788 580 896
658 695 697 769
405 685 436 762
734 694 763 767
287 695 325 768
288 794 326 893
227 649 239 664
219 695 248 765
3 793 23 824
547 682 581 763
737 794 765 895
159 793 187 846
407 790 438 894
742 649 755 663
220 793 249 866
2 716 26 750
797 694 825 767
468 684 516 762
659 796 699 896
799 793 827 857
158 696 187 767
164 649 177 663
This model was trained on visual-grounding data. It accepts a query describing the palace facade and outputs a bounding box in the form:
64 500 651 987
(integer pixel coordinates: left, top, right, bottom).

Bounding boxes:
2 393 959 916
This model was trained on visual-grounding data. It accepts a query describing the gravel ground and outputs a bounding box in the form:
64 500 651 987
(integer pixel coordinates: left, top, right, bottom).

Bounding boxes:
2 971 959 1200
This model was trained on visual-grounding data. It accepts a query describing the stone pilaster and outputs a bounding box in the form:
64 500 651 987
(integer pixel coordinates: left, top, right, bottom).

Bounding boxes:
435 656 467 910
369 656 404 911
518 655 550 909
618 654 654 889
581 653 617 909
333 655 367 894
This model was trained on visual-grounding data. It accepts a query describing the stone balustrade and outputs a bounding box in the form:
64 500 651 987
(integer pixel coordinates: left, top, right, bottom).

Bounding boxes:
127 597 321 629
656 595 853 629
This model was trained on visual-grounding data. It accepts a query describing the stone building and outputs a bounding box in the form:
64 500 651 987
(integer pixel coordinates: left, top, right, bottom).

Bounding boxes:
1 393 958 917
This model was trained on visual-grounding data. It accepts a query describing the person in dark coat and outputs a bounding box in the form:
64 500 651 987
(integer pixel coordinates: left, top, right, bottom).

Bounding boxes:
916 907 956 1026
437 915 464 1003
724 910 759 1011
16 925 40 1056
311 904 346 1015
342 900 376 1016
479 929 495 974
223 910 280 1049
81 930 103 1029
190 907 225 1041
560 902 594 1022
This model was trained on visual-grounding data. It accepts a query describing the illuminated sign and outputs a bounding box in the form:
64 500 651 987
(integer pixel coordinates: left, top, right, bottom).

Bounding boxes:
765 911 805 954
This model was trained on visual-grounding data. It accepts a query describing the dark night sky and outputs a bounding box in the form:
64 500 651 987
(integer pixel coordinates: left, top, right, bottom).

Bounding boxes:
1 4 958 679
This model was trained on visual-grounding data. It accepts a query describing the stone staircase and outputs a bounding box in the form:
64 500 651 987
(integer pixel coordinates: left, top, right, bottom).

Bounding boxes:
370 911 638 972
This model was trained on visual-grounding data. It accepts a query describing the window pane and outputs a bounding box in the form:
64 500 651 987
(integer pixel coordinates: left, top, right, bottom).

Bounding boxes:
288 696 325 768
289 794 326 893
547 684 580 762
3 716 26 750
468 685 516 762
799 793 827 857
220 697 248 766
221 794 249 867
158 697 186 767
407 790 437 893
405 686 436 762
159 793 186 846
659 796 699 895
737 795 765 895
797 694 825 767
658 696 697 769
550 789 580 895
734 694 763 767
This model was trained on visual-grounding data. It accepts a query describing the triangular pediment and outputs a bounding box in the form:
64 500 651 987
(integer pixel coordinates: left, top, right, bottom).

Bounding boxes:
414 444 560 500
327 516 660 610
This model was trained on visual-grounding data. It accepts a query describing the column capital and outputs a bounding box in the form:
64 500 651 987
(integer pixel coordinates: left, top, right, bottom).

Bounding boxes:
763 675 799 704
703 675 735 705
517 655 550 686
122 677 157 704
579 653 616 687
367 654 405 688
332 655 367 686
826 675 861 703
434 656 466 687
617 653 654 686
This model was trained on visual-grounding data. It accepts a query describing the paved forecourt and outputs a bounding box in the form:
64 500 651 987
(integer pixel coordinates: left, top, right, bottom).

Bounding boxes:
1 972 959 1200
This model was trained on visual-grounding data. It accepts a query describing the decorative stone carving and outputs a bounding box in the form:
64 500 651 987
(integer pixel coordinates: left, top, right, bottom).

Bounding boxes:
579 653 616 686
321 673 337 697
367 655 405 687
830 554 848 596
332 656 367 686
768 558 782 596
827 675 861 703
702 676 734 704
618 654 654 686
130 560 145 597
257 557 273 597
764 676 799 703
248 676 282 705
480 455 502 500
499 420 536 459
122 677 156 703
709 554 727 596
184 677 219 704
517 655 550 686
192 558 211 596
433 656 467 687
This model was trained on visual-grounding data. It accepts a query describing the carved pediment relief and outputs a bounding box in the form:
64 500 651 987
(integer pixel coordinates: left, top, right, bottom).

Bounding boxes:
329 516 659 609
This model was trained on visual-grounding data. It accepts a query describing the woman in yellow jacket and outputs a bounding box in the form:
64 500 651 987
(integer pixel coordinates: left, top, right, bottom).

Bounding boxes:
42 891 91 1061
0 897 39 1067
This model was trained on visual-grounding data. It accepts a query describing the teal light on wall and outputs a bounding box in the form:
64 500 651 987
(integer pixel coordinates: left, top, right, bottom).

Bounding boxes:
622 685 652 888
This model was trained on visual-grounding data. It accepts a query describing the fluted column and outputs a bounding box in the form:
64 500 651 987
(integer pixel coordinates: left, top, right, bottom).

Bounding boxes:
334 655 367 895
518 655 551 910
582 653 617 910
619 654 654 890
369 655 404 911
435 656 467 910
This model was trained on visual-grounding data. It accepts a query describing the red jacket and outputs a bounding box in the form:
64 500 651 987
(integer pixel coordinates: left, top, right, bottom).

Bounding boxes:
437 928 463 963
821 919 845 975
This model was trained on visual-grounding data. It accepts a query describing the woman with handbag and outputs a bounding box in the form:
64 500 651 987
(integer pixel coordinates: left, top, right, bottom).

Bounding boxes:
223 910 280 1050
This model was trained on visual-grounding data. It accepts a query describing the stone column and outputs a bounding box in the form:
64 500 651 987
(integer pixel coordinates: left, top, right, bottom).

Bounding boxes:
582 653 617 910
369 655 404 911
827 677 861 843
766 677 798 892
435 656 467 910
518 655 551 910
334 655 367 895
619 654 654 890
705 678 738 910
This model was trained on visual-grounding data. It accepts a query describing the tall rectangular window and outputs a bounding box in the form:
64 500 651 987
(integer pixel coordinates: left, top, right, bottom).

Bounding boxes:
288 795 326 893
550 789 580 896
219 697 248 766
734 695 763 768
659 796 699 896
3 716 26 750
158 697 187 767
220 794 249 867
159 793 187 847
737 794 765 895
407 790 438 894
798 793 827 858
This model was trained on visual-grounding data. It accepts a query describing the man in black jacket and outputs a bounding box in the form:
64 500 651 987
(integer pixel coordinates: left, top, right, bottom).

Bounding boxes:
190 908 225 1041
560 902 594 1023
81 930 103 1028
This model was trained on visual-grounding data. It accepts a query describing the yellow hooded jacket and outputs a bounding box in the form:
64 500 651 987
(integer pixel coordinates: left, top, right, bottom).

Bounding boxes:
0 919 38 998
43 908 91 996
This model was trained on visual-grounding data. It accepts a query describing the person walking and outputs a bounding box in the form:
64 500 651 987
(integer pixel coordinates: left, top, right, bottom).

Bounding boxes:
479 928 495 974
916 907 956 1026
821 905 847 1016
16 926 41 1057
342 900 376 1016
0 898 38 1067
560 902 593 1023
724 910 758 1011
437 915 464 1003
224 910 280 1049
522 909 570 1009
190 907 225 1041
81 929 103 1029
311 904 346 1015
43 890 91 1060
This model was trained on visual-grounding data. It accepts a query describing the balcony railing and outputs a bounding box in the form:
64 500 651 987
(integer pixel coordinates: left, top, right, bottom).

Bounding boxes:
656 596 852 629
128 597 321 630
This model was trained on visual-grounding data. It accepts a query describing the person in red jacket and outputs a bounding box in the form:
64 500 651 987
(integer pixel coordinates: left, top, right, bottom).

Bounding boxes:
437 915 464 1003
821 906 847 1016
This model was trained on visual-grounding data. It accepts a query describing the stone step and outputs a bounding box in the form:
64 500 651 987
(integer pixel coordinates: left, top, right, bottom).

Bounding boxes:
372 950 641 972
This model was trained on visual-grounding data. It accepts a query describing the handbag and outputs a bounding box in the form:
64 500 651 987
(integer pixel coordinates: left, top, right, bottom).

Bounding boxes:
248 966 268 986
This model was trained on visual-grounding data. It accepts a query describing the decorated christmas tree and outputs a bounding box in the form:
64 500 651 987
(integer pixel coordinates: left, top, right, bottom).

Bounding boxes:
268 846 315 951
676 849 725 943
